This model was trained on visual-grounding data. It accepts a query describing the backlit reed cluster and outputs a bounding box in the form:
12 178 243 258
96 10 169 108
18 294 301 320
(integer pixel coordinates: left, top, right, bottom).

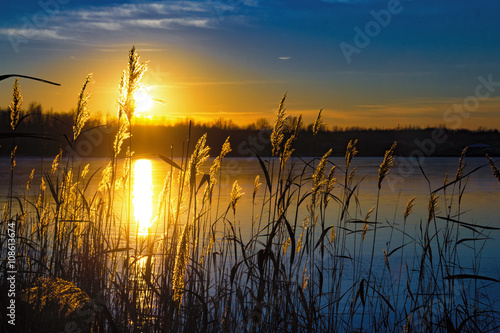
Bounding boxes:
4 46 499 333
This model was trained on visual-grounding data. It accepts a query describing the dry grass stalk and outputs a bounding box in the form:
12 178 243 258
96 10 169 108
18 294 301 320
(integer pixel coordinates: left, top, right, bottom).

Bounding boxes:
312 108 323 136
230 180 244 214
118 46 148 123
345 139 358 168
10 146 17 171
301 263 310 289
486 154 500 183
206 136 231 198
283 237 291 254
73 73 93 140
323 165 337 206
378 142 397 189
403 197 415 222
188 133 210 188
51 149 63 174
455 147 467 180
80 164 90 180
9 78 23 131
312 149 332 204
173 223 191 305
271 93 287 156
427 193 439 224
98 162 113 192
281 114 302 169
362 207 375 241
296 230 304 253
113 122 130 157
252 175 262 201
26 168 35 191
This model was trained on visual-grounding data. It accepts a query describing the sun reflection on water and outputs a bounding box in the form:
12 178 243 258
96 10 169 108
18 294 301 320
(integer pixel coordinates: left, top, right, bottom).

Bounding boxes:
133 159 153 236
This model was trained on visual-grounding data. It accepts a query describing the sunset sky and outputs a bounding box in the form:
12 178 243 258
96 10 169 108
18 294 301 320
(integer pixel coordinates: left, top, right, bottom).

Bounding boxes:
1 0 500 128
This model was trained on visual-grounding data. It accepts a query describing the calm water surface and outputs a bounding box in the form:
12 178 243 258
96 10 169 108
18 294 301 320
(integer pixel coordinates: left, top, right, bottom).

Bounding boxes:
2 156 500 299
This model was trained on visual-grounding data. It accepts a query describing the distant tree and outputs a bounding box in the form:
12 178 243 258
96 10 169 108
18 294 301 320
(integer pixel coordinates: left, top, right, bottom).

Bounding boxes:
251 117 271 130
28 102 43 114
306 122 327 133
212 117 238 130
284 116 304 131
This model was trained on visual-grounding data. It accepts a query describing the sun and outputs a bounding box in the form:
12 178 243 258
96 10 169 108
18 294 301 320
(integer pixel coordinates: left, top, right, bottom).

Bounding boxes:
134 87 154 113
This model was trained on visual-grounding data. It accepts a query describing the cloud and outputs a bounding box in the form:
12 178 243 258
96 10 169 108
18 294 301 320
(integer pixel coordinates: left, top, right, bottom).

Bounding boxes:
0 1 243 44
0 28 70 40
279 56 291 60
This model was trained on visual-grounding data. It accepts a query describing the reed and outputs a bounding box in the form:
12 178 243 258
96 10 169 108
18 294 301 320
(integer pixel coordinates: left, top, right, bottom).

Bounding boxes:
1 47 499 333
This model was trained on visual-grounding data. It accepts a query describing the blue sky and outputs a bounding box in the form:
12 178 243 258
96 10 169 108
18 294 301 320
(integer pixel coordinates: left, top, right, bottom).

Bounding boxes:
1 0 500 128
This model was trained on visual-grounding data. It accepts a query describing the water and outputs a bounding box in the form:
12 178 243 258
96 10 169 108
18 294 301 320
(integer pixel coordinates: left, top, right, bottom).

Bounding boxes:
2 155 500 318
2 155 500 256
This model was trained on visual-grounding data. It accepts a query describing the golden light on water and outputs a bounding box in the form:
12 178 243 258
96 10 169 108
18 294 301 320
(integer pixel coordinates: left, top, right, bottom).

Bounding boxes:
133 159 153 236
134 88 154 113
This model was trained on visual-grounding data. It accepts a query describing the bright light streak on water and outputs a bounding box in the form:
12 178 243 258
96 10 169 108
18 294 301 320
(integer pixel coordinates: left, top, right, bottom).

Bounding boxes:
133 159 153 236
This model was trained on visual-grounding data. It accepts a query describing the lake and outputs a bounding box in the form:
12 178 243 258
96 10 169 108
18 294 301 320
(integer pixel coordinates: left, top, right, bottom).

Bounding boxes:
2 155 500 325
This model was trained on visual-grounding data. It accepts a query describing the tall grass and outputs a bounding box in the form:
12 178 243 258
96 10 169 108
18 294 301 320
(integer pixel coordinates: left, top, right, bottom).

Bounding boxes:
1 47 500 333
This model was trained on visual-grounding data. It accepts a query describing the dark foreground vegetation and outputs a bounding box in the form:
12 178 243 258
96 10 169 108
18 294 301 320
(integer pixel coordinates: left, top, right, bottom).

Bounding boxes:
1 47 500 332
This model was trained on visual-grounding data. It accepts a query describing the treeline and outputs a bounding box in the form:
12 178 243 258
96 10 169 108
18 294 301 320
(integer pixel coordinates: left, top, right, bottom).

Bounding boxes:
0 106 499 157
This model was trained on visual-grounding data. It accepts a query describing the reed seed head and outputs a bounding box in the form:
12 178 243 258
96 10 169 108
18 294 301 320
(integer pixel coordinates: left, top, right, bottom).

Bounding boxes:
73 73 93 141
118 46 148 123
283 237 291 254
345 139 358 168
51 149 62 174
9 78 23 131
253 175 262 201
313 149 332 191
362 207 374 241
313 108 323 136
403 197 415 221
271 93 287 156
378 142 397 189
230 180 244 214
188 134 210 188
27 168 35 191
297 230 304 253
486 154 500 183
81 164 90 180
427 193 439 224
455 147 467 181
301 264 310 289
10 146 17 171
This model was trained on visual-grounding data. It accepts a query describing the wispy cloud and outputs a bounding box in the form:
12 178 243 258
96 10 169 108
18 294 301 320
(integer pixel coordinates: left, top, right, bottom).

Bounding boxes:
0 1 250 44
0 28 70 40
